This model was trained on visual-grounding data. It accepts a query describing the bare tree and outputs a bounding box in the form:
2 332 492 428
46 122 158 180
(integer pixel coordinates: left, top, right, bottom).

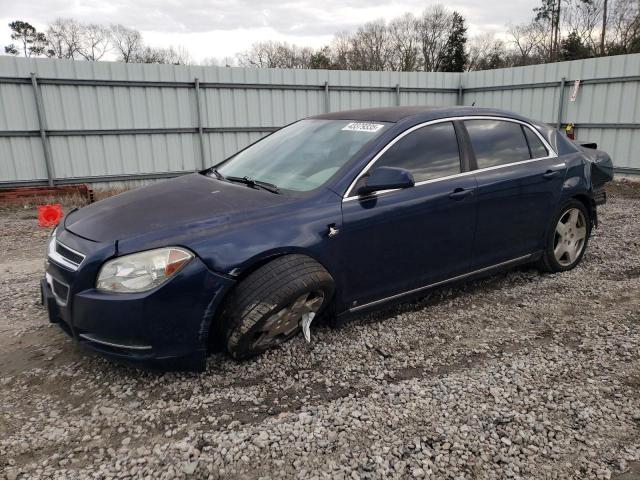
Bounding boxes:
236 41 285 68
329 32 351 69
468 32 522 70
601 0 608 54
563 0 602 53
534 0 562 60
110 24 142 63
277 44 314 68
508 24 535 64
348 20 392 70
165 45 191 65
418 5 451 71
201 56 235 67
76 24 111 61
467 33 498 70
607 0 640 52
555 0 562 60
237 41 320 69
133 45 191 64
508 21 551 64
46 18 82 59
388 13 421 71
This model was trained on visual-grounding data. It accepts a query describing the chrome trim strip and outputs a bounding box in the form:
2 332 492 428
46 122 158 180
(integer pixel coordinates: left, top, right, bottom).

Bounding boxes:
343 115 558 201
348 253 535 313
45 272 70 307
78 333 153 351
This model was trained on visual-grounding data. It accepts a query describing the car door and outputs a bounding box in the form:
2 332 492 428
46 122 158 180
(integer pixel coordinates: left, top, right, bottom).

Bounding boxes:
337 121 478 311
463 118 567 269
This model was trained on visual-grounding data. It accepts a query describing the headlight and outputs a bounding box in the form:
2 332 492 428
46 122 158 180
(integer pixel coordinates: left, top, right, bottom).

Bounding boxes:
47 228 57 257
45 228 57 270
96 247 193 293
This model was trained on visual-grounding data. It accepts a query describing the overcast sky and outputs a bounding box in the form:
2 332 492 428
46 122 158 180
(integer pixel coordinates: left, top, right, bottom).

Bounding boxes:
0 0 540 62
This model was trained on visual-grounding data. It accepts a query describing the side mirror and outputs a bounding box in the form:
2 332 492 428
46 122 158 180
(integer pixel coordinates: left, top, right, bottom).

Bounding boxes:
357 166 415 196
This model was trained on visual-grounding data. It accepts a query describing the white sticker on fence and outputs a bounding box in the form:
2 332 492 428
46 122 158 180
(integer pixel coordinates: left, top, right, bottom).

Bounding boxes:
342 122 385 133
570 80 581 102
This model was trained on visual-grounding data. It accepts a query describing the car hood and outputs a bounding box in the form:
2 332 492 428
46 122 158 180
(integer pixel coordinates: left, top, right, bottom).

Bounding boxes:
64 173 291 243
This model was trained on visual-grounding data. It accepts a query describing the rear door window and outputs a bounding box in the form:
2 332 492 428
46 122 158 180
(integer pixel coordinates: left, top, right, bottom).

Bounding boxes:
375 122 461 182
465 119 531 169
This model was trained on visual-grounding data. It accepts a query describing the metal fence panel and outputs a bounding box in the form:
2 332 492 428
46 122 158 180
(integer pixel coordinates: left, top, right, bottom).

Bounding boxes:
0 137 46 180
0 53 638 187
0 82 39 131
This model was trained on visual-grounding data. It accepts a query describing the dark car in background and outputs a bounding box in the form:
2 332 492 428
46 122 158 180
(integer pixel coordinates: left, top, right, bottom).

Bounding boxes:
41 106 614 370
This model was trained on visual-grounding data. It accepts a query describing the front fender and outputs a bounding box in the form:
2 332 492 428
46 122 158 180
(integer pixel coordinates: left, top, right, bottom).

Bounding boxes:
225 246 332 279
188 191 344 279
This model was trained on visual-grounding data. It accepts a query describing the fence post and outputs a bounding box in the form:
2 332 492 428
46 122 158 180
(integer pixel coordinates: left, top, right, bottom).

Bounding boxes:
395 84 401 106
556 77 566 130
324 81 330 113
194 77 206 170
457 83 463 106
30 73 54 187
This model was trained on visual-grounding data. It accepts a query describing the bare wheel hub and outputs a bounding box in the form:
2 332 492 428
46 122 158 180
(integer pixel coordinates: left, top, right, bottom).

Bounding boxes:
553 208 587 267
252 291 325 350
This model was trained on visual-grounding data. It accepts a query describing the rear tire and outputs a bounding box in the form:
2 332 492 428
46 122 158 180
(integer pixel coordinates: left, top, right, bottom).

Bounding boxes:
222 255 334 360
538 199 591 272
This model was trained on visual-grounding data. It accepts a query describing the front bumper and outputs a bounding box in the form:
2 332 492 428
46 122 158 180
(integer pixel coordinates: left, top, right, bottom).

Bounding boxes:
42 231 235 371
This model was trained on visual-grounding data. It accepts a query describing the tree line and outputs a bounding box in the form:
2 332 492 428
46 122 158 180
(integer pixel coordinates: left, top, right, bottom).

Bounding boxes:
3 0 640 71
4 19 190 64
237 8 468 72
237 0 640 71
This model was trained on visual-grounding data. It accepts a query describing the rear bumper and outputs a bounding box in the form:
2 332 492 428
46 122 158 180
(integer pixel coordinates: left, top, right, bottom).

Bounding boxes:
42 256 235 371
593 186 607 206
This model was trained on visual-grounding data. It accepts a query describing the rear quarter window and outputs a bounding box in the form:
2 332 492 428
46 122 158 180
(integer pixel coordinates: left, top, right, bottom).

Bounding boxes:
523 127 549 158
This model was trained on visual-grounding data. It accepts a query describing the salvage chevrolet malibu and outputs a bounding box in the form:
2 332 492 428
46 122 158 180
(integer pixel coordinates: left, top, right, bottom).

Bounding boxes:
41 106 614 370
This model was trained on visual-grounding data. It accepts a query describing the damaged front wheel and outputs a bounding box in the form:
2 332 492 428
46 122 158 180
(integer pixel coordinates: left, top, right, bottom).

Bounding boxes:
222 255 334 359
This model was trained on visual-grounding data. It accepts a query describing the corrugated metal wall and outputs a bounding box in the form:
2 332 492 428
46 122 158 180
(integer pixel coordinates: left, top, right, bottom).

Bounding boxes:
0 56 459 186
1 53 639 187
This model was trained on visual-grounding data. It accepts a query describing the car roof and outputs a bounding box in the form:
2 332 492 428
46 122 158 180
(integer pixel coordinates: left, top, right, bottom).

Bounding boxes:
309 106 532 124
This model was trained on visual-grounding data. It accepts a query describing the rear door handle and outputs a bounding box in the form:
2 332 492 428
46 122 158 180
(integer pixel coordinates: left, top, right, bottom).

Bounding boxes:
543 170 560 180
449 188 473 200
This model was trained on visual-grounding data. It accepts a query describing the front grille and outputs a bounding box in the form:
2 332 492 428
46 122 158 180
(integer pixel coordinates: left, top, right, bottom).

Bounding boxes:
55 242 85 266
51 277 70 305
49 239 86 271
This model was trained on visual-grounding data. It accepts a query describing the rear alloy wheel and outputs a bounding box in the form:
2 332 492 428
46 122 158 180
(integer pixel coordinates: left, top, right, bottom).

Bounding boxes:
222 255 334 359
553 208 587 267
539 199 591 272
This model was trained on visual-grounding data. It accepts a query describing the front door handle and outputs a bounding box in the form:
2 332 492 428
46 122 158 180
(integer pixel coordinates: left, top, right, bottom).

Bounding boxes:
543 170 560 180
449 188 473 200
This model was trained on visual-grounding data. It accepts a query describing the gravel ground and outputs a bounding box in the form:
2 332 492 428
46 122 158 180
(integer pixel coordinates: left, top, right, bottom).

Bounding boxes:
0 181 639 480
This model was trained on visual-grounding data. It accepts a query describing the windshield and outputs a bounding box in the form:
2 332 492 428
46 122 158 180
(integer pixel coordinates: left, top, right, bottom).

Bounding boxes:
215 119 390 192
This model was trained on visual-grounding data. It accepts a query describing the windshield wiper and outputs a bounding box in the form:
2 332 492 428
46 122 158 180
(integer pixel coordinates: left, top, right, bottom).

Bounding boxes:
225 176 280 194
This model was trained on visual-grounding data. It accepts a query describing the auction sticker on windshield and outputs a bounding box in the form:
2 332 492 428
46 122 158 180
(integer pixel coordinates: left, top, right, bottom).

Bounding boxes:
342 122 385 133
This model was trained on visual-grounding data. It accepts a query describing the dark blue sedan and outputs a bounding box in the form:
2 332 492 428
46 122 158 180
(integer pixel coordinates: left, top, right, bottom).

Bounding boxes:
41 106 613 370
